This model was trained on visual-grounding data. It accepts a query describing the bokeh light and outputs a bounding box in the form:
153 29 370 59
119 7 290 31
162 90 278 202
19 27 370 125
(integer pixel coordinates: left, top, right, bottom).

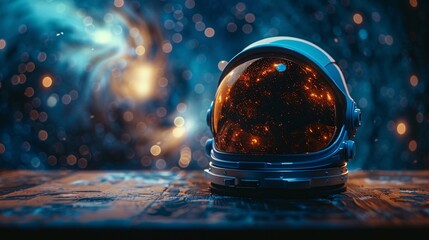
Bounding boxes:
410 75 419 87
41 76 53 88
410 0 418 8
396 122 407 135
353 13 363 25
38 130 48 141
150 145 162 156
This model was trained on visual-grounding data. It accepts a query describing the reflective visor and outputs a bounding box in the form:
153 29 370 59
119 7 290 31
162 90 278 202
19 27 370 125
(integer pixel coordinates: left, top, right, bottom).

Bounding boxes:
213 56 344 154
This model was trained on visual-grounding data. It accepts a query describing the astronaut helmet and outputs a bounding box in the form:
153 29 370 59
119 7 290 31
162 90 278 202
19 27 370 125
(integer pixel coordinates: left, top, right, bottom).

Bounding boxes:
204 36 361 196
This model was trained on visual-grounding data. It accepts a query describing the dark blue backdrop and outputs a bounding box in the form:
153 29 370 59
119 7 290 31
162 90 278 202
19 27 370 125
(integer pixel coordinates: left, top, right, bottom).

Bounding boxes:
0 0 428 170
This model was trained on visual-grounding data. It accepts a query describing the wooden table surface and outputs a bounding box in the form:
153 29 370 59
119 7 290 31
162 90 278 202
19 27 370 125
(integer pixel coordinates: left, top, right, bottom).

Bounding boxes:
1 170 429 238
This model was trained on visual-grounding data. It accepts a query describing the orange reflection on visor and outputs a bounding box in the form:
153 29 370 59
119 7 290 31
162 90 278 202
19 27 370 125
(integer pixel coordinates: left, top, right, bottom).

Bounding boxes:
213 57 342 154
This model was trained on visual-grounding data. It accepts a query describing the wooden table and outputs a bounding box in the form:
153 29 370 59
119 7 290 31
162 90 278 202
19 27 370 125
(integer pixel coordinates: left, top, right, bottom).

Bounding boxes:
1 170 429 238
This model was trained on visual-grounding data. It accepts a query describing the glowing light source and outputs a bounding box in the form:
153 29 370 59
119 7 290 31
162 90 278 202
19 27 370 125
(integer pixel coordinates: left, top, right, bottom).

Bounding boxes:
47 94 58 107
135 45 146 56
396 122 407 135
132 65 154 98
150 145 161 156
93 30 113 44
204 27 215 38
358 29 368 40
172 127 185 138
174 116 185 127
409 0 418 8
111 63 157 101
42 76 53 88
275 63 287 72
218 60 228 71
353 13 363 24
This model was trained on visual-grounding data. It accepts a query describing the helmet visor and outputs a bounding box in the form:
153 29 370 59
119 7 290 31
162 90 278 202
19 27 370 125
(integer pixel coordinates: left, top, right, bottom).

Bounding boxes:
212 56 345 154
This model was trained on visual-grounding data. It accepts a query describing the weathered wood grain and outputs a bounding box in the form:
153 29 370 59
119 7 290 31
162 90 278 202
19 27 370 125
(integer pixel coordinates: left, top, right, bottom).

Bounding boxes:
0 170 428 237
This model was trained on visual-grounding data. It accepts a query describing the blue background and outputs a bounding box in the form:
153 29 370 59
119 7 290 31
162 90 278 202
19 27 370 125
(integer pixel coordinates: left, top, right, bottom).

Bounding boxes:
0 0 428 170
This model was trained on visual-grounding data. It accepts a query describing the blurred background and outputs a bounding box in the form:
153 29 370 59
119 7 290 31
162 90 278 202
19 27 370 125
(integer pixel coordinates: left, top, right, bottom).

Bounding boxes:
0 0 428 171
